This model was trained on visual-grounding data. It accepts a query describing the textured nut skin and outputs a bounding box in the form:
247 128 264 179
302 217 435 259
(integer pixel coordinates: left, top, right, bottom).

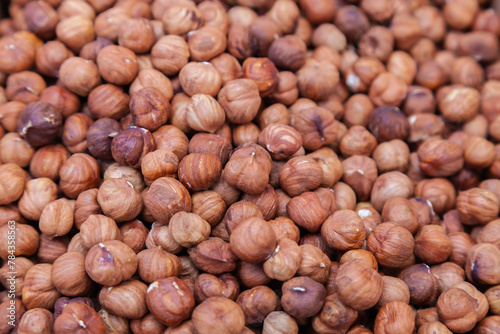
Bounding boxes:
374 301 415 334
242 57 279 97
321 210 366 251
418 139 464 177
312 293 358 334
16 101 62 148
169 212 211 248
54 302 106 334
456 188 500 226
263 311 299 334
99 279 148 319
130 87 170 131
144 177 192 224
237 285 280 325
22 264 61 310
146 277 195 327
178 153 222 191
399 264 440 306
59 153 100 199
466 243 500 286
230 217 276 263
279 156 323 197
51 252 92 297
259 124 303 160
111 127 156 169
192 297 245 334
0 163 26 205
218 79 261 124
367 222 415 268
287 192 328 233
224 144 273 195
281 276 326 319
84 240 138 286
97 178 143 223
194 273 240 303
80 214 121 249
17 308 54 334
263 237 301 281
188 238 238 275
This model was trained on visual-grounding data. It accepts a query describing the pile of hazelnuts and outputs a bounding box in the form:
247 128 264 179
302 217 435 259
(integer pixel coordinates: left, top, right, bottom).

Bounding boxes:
1 0 500 333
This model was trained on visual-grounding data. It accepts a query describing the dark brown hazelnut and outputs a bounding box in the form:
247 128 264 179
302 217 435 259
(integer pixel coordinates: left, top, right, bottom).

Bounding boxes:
189 238 238 275
86 118 122 160
16 101 62 147
236 285 280 325
399 264 440 305
359 26 394 62
281 276 326 318
111 126 156 168
268 35 307 71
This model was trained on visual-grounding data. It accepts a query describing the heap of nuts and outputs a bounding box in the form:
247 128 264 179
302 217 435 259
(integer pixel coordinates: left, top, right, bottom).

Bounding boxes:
2 0 500 333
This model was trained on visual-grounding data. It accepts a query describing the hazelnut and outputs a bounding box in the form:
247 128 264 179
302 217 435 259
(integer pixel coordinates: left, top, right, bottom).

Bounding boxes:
343 94 374 128
117 18 154 54
0 257 33 296
485 285 500 315
414 225 452 264
59 57 101 96
249 16 281 57
146 277 195 327
373 139 410 173
403 86 436 116
231 123 260 147
22 264 61 310
62 113 93 153
374 301 415 334
335 259 382 310
0 132 34 167
194 273 239 303
269 72 299 106
224 144 272 195
0 32 37 74
147 222 182 254
340 125 377 157
85 240 138 286
297 244 331 284
307 148 343 189
335 5 369 41
415 178 456 215
0 163 26 205
296 59 339 101
88 84 130 120
178 153 222 191
448 232 476 268
85 118 121 160
140 148 178 186
111 127 156 168
263 311 299 334
97 45 138 85
466 243 500 285
150 35 189 76
17 308 54 334
168 212 211 248
263 237 301 281
359 26 394 62
130 87 170 132
51 252 92 296
268 35 307 71
17 101 62 148
54 302 105 334
188 26 227 62
321 210 366 251
97 178 143 223
59 153 100 199
0 101 26 132
281 276 326 318
431 262 466 294
370 171 414 212
36 234 68 264
241 184 278 221
407 114 445 144
230 217 276 263
223 201 263 235
418 138 464 177
279 156 323 197
144 177 192 224
368 106 410 142
227 23 253 61
416 308 440 329
39 198 74 237
439 87 480 123
367 222 415 268
18 177 58 221
381 197 418 234
5 71 45 104
161 3 201 35
98 308 129 334
56 15 94 54
377 276 410 308
103 163 146 193
191 191 226 228
242 57 279 98
186 94 226 134
332 182 357 211
179 62 221 98
345 57 385 94
400 264 440 305
209 53 243 86
290 105 340 150
237 285 280 325
457 188 499 226
218 79 261 124
387 51 417 85
443 0 479 30
80 37 114 63
99 279 148 319
192 297 245 334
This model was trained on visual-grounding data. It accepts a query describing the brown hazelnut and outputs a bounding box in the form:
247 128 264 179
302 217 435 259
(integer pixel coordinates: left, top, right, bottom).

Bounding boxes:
86 118 121 160
0 32 37 74
97 308 129 334
168 212 210 248
67 233 88 256
377 276 410 308
263 237 301 281
54 302 105 334
130 87 170 131
359 26 394 62
57 0 95 20
224 144 272 195
268 35 307 72
96 45 138 85
222 201 263 235
371 171 414 212
368 72 407 107
190 191 226 228
117 18 154 54
416 308 440 329
336 259 382 311
73 189 101 230
144 177 191 224
17 308 54 334
179 62 221 98
146 277 195 327
321 210 366 251
403 86 436 116
85 240 137 286
4 71 44 105
231 122 260 147
35 41 73 78
414 225 452 264
374 301 415 334
439 86 480 123
185 94 225 133
209 53 243 87
178 153 222 191
414 178 456 215
332 182 357 211
80 37 114 63
160 3 201 36
61 113 93 153
312 292 358 333
140 148 178 186
0 257 33 297
373 139 410 173
151 35 189 76
443 0 479 30
281 276 326 318
99 279 148 320
230 217 276 263
188 26 227 62
296 59 339 101
356 204 382 236
399 264 440 306
447 232 476 268
345 57 385 94
381 197 418 234
335 5 369 40
217 79 261 124
194 273 239 303
192 297 245 334
297 244 331 284
340 125 377 157
368 106 410 143
97 178 143 222
39 198 74 237
22 263 61 310
0 163 26 205
248 16 281 57
456 188 499 226
103 163 145 193
29 144 69 181
431 262 466 294
36 234 68 264
56 15 94 53
263 311 299 334
241 184 278 221
269 72 299 106
367 222 415 268
51 252 92 296
59 153 100 199
111 126 156 168
59 57 101 96
88 84 130 120
466 243 500 285
485 285 500 315
418 138 464 177
80 214 121 250
0 101 26 132
236 285 280 325
18 177 57 221
279 156 323 197
242 57 279 98
343 94 374 128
